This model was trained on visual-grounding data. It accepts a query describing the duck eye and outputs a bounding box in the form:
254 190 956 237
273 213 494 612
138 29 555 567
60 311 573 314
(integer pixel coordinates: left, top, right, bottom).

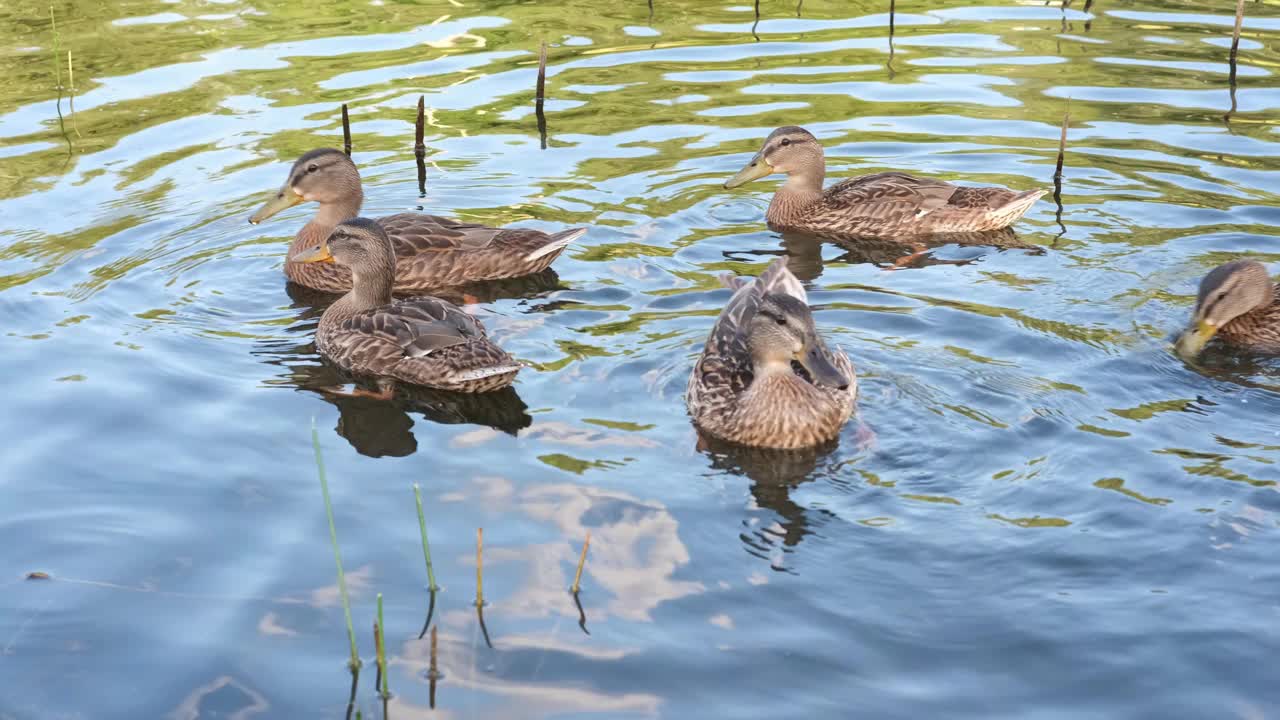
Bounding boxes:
775 316 787 326
780 138 791 147
1218 291 1228 300
307 163 319 173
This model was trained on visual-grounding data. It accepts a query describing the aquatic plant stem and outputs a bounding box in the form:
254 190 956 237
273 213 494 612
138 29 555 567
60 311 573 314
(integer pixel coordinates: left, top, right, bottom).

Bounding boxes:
536 42 547 103
341 104 351 156
1054 108 1069 182
412 484 439 592
571 532 591 594
49 8 61 92
312 420 361 673
1229 0 1245 70
475 528 484 608
67 51 80 138
375 594 388 700
428 624 439 708
414 96 426 194
48 7 71 155
535 42 548 149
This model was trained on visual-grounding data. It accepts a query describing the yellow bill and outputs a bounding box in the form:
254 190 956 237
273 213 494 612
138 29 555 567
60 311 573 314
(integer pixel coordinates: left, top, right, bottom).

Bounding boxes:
724 154 774 189
1174 319 1216 358
292 243 334 264
249 187 304 224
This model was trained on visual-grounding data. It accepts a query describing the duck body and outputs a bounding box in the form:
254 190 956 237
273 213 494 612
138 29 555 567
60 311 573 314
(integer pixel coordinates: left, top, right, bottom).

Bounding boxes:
251 148 585 294
687 257 856 449
768 171 1046 237
725 126 1044 239
298 217 521 394
286 212 584 294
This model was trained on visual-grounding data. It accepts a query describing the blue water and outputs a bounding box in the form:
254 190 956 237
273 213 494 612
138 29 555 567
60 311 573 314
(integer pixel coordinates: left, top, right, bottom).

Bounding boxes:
1 1 1278 717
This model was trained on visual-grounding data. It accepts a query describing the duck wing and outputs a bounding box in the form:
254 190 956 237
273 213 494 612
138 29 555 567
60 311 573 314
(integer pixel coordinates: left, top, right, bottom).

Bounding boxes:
373 213 585 290
377 213 508 253
827 172 1038 216
339 296 483 356
377 213 585 258
332 297 520 389
697 258 802 396
331 297 477 370
824 172 958 219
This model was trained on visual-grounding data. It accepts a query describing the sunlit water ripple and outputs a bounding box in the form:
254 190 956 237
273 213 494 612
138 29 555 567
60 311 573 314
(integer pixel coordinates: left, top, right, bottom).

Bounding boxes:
1 1 1278 717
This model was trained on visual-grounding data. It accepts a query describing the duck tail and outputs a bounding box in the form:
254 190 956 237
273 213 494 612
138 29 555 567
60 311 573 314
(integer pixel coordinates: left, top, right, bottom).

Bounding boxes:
455 364 523 381
1001 189 1047 212
524 227 587 262
992 189 1047 226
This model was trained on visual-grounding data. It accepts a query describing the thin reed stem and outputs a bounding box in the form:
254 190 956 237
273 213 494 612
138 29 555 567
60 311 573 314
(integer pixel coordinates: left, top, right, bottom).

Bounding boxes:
49 8 61 91
67 51 81 138
571 532 591 594
312 420 360 672
475 528 484 608
412 484 438 592
341 104 352 156
1054 109 1069 181
536 42 547 102
375 593 388 699
1229 0 1245 68
414 96 427 195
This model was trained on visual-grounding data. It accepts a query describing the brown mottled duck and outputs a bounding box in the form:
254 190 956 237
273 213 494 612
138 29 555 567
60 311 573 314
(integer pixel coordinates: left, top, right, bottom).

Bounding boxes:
250 148 586 293
724 126 1045 237
293 218 522 395
1175 259 1280 357
686 257 856 449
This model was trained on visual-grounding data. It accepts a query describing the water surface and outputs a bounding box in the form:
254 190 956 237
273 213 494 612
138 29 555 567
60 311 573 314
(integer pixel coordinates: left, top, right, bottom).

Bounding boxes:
2 1 1279 717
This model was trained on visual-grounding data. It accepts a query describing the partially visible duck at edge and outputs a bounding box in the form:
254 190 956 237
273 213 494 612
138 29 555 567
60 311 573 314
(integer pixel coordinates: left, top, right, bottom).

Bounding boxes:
1175 259 1280 358
293 217 523 396
724 126 1045 238
250 148 586 294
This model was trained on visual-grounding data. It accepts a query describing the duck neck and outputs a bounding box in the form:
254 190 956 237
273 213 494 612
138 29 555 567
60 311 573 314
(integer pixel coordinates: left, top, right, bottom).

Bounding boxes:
291 192 364 258
322 265 391 334
346 265 394 312
767 170 825 227
752 358 798 385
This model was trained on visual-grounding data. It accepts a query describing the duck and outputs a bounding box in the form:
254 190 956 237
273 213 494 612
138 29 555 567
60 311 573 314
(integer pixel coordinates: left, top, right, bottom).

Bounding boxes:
292 217 522 395
249 148 586 294
1175 259 1280 357
723 126 1045 238
686 257 856 449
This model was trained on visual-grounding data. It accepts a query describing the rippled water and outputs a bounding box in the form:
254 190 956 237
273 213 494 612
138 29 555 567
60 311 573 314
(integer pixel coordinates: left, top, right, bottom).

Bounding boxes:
2 1 1279 717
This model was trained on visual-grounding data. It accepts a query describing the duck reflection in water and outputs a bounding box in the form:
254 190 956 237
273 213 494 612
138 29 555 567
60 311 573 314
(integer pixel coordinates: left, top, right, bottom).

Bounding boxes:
258 337 532 457
697 432 840 552
728 228 1041 283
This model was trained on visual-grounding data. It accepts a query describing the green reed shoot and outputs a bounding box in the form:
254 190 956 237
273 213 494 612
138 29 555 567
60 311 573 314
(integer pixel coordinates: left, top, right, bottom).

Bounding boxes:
67 51 81 137
412 484 439 592
49 8 61 91
375 593 389 699
312 420 361 673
